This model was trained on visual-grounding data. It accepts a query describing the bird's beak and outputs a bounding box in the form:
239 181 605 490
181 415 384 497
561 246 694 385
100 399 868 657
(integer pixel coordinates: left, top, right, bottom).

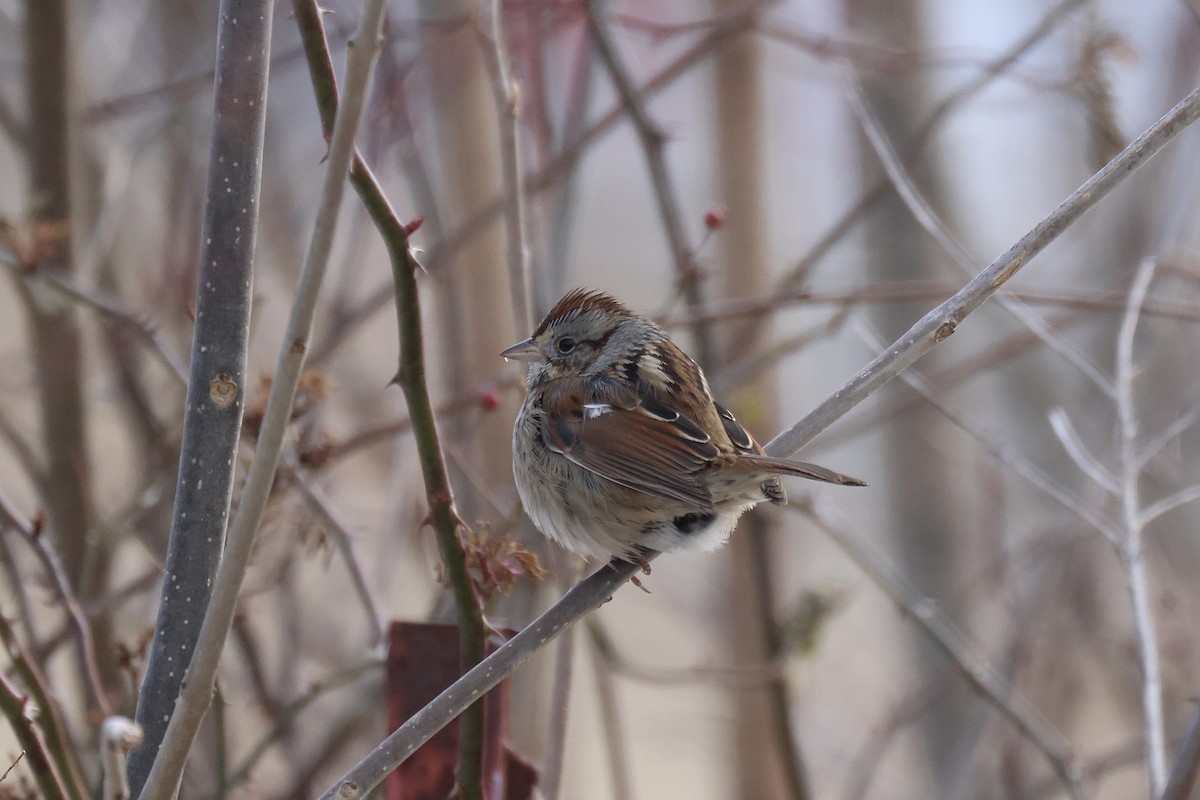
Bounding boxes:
500 338 539 362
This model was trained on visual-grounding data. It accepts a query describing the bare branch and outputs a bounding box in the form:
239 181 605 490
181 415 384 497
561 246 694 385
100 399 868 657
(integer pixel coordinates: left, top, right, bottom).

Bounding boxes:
1048 407 1121 495
1139 484 1200 527
798 500 1086 799
0 489 112 719
585 0 714 365
288 464 386 647
767 82 1200 460
317 79 1200 799
846 72 1117 399
478 0 533 335
1116 257 1167 796
1137 405 1200 470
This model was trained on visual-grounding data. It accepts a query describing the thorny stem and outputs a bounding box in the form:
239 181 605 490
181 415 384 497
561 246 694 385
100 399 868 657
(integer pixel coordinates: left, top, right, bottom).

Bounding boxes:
292 1 490 795
319 557 646 799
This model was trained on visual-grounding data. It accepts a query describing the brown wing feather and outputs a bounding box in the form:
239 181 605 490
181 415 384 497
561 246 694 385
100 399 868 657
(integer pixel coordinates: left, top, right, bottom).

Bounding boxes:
539 377 719 508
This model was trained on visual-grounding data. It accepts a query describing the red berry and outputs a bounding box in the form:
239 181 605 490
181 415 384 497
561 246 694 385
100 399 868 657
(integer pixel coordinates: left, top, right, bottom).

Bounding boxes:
479 390 500 412
704 207 725 230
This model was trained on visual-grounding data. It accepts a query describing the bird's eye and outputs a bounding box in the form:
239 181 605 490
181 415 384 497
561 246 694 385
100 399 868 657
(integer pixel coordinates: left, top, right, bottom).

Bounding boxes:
556 337 577 354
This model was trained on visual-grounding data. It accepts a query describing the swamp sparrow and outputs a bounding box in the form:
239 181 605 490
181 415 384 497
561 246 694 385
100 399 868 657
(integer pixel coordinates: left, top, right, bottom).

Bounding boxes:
503 289 865 562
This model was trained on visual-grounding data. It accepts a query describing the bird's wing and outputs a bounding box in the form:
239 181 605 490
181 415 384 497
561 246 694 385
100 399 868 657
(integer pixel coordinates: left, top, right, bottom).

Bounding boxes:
538 376 719 509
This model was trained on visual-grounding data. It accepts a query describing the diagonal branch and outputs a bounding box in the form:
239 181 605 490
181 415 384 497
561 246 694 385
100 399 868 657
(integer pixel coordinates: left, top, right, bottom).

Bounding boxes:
845 72 1117 399
766 82 1200 460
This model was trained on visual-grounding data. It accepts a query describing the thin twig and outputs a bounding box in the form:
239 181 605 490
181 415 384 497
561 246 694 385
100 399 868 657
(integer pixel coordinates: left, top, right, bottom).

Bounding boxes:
588 0 714 364
0 490 112 719
852 321 1124 545
0 259 188 384
587 621 635 800
845 71 1117 399
540 625 577 800
319 373 520 465
1137 406 1200 470
0 752 25 785
0 670 79 800
478 0 533 336
1115 257 1167 796
0 612 89 799
797 501 1086 799
766 82 1200 460
206 658 383 798
136 3 388 796
318 557 645 799
666 282 1200 328
747 0 1087 354
309 16 750 361
1139 485 1200 527
287 464 386 647
1048 408 1121 495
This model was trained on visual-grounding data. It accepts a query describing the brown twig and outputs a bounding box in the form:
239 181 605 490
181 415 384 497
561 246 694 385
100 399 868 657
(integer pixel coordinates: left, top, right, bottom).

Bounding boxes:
0 490 112 719
204 658 383 799
0 670 80 800
585 0 713 365
318 77 1200 799
0 614 88 800
845 70 1117 399
287 463 386 647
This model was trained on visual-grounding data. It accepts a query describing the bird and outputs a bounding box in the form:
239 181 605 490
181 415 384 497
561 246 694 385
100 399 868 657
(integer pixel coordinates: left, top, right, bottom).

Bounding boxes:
502 288 865 564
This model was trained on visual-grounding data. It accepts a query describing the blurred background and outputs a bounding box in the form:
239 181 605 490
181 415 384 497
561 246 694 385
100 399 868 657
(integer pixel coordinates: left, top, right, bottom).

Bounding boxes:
2 0 1200 798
